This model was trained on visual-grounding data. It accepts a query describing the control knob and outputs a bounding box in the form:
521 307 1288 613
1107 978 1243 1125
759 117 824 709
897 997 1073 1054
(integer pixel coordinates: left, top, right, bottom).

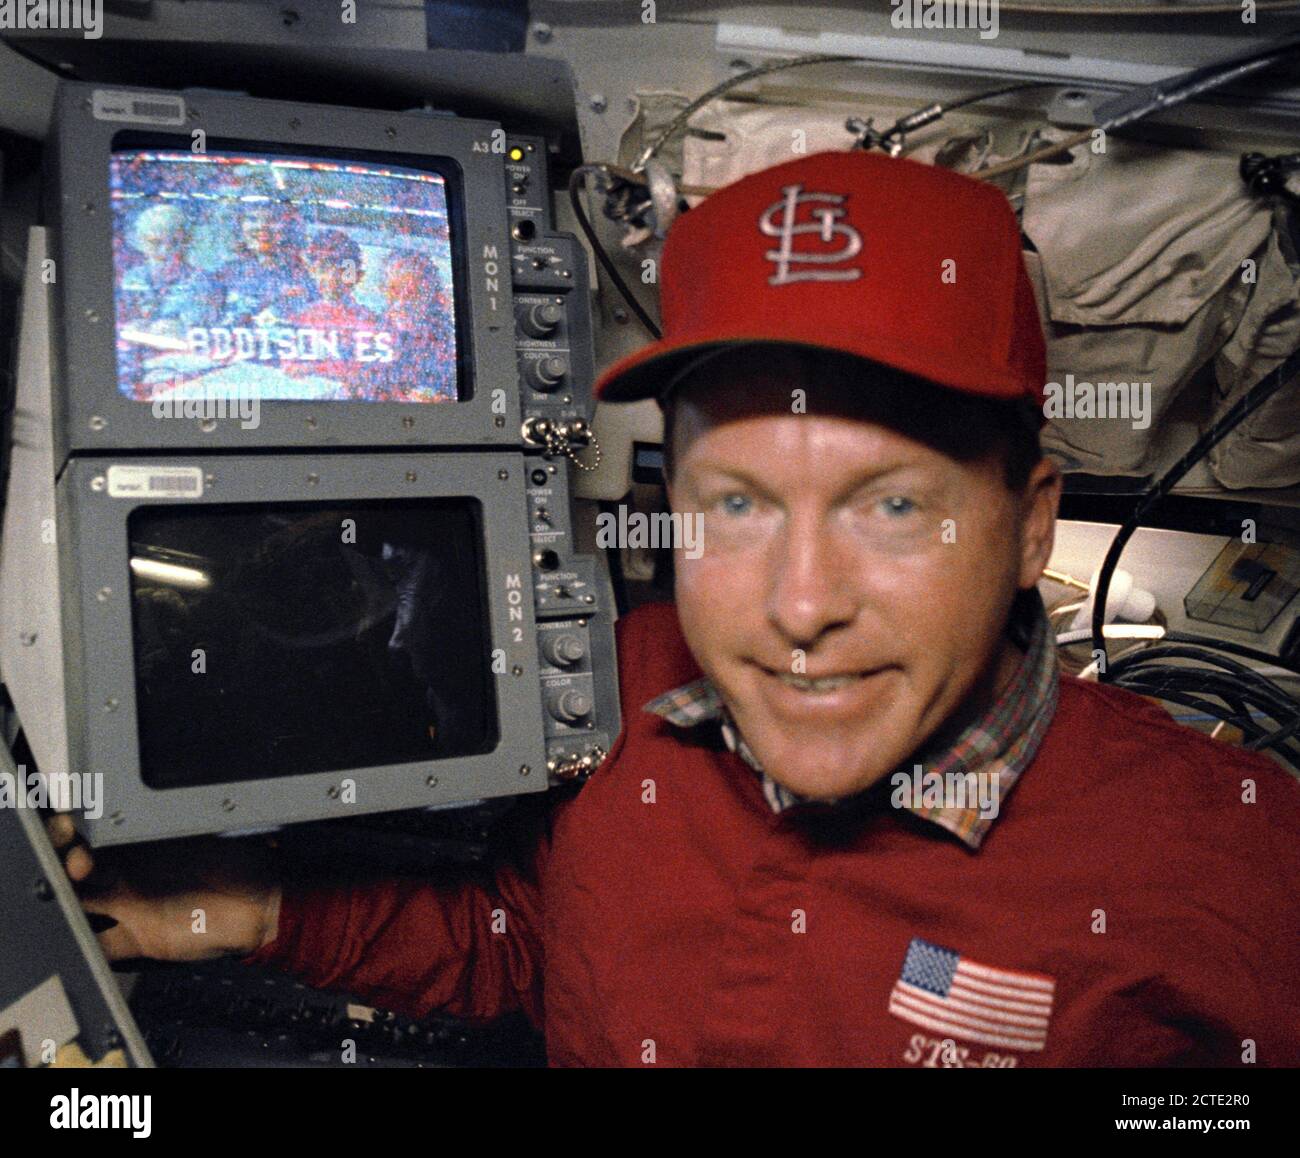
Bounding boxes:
545 688 592 723
520 302 564 339
542 632 586 668
525 355 569 392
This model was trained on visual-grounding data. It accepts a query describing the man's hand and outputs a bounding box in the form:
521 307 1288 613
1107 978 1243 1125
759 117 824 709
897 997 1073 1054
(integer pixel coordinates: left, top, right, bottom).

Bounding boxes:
46 813 281 962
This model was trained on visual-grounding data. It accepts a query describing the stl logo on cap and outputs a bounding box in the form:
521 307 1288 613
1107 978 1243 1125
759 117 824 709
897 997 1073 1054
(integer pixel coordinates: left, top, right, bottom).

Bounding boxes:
594 151 1046 408
758 182 864 286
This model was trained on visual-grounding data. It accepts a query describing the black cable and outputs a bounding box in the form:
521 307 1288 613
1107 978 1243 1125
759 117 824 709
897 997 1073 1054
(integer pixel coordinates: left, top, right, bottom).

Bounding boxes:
1102 635 1300 749
568 165 663 341
1090 347 1300 666
1105 646 1300 715
1108 651 1300 718
1135 696 1300 767
1115 667 1297 728
1107 679 1300 768
1116 669 1271 715
1111 680 1243 721
1107 644 1268 680
1158 631 1300 679
1105 652 1300 765
1111 683 1255 730
1248 714 1300 752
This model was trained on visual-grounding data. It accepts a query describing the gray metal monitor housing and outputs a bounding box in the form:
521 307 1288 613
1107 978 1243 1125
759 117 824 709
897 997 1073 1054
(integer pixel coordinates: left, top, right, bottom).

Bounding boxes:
58 451 549 847
47 81 524 462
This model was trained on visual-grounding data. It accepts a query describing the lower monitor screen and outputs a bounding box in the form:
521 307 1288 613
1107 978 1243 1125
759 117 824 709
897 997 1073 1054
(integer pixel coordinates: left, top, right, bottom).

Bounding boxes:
110 149 461 404
127 499 498 789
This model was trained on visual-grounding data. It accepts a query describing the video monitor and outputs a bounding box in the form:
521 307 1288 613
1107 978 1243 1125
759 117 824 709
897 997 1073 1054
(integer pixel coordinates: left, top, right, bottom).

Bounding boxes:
49 83 526 456
59 452 552 846
129 499 497 790
111 150 460 407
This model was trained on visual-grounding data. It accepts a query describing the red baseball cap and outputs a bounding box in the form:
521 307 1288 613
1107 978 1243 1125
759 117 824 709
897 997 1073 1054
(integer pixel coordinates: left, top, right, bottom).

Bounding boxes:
594 150 1046 414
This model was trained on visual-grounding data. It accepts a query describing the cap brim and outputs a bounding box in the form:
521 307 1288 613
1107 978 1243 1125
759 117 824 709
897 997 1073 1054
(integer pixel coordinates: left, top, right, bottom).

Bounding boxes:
595 324 1036 408
596 339 765 403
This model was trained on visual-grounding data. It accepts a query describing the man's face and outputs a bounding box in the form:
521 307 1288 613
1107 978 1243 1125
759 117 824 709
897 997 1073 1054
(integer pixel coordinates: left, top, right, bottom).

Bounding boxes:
665 361 1059 801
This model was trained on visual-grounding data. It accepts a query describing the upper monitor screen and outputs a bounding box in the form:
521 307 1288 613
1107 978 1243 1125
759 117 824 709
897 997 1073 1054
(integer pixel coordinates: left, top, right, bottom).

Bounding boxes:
110 149 460 404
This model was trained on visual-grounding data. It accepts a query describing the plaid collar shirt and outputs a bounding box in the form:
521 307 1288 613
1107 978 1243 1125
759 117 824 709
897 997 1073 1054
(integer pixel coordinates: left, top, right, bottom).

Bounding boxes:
643 591 1059 850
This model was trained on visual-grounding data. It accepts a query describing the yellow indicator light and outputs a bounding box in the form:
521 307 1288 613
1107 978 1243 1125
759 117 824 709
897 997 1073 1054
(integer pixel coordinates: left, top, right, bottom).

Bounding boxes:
509 147 525 162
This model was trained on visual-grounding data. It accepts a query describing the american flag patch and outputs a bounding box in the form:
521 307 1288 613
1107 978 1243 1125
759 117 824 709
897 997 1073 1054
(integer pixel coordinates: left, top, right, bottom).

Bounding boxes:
888 938 1055 1052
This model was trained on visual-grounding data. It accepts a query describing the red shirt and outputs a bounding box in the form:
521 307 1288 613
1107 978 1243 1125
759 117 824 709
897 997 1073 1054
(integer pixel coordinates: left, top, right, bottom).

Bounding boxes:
247 601 1300 1067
